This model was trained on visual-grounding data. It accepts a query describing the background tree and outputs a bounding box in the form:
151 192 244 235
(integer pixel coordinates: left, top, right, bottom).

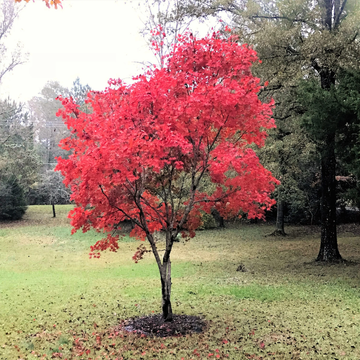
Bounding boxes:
332 70 360 214
0 0 34 221
259 114 319 231
31 169 70 217
28 78 91 173
0 175 27 220
68 77 92 113
172 0 360 261
298 68 360 223
0 0 26 84
138 0 198 68
0 100 35 222
0 99 40 195
56 33 278 321
28 81 70 171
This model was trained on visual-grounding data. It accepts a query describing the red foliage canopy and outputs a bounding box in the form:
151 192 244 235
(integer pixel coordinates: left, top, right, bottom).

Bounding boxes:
55 32 278 259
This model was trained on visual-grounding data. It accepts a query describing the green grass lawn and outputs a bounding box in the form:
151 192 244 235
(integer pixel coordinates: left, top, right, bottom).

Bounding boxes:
0 205 360 359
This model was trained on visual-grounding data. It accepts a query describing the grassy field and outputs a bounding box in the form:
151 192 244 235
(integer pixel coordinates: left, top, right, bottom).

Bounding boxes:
0 205 360 360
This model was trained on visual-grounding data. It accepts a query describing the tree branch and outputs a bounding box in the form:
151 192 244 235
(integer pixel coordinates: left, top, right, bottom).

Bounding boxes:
334 0 348 29
99 184 144 230
251 15 316 28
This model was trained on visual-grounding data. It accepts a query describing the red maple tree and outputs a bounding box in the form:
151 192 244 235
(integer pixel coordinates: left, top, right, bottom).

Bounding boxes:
55 32 278 321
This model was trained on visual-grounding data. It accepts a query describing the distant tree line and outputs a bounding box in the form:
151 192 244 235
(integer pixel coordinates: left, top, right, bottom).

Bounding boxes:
0 78 91 219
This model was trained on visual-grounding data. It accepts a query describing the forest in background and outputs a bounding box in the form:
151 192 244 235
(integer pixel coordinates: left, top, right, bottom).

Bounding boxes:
1 0 360 256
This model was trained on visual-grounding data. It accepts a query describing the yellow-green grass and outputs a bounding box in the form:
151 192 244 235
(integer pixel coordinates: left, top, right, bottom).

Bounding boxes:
0 205 359 359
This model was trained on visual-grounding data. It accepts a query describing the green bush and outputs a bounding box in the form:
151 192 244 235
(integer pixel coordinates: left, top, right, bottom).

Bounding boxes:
198 211 218 230
0 176 27 220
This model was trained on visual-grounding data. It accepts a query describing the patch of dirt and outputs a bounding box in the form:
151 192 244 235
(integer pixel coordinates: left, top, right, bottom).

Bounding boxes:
118 314 207 338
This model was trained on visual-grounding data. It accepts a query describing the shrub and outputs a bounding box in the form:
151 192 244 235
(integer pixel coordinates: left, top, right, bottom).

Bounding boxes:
0 176 27 220
198 211 218 230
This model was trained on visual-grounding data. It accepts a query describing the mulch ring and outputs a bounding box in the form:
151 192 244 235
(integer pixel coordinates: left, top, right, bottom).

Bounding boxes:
118 314 207 338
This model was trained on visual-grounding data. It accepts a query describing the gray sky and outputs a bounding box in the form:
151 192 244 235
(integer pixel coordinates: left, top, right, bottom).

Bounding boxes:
0 0 154 102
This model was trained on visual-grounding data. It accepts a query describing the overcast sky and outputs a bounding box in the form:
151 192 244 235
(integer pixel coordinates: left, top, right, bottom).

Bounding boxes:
0 0 157 102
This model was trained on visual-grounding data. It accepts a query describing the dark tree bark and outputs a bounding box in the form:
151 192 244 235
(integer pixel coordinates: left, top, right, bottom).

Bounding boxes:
316 68 342 261
218 216 225 228
268 142 287 236
52 201 56 218
276 199 286 235
317 134 342 261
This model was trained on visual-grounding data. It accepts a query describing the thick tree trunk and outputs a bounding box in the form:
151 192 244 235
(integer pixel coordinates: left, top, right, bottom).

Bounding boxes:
316 136 342 261
160 259 173 321
315 68 342 262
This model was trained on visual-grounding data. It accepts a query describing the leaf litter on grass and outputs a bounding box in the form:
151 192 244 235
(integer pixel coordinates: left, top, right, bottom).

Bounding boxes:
1 206 360 359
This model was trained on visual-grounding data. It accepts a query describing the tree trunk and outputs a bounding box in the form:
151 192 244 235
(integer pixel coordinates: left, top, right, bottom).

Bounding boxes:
316 69 342 262
276 199 286 235
52 202 56 218
266 188 286 237
160 259 173 321
274 140 286 236
146 231 173 321
316 136 342 261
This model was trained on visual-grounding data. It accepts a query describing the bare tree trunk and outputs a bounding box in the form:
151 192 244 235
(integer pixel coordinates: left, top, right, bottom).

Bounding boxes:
316 137 342 261
316 69 342 262
52 201 56 218
160 259 173 321
276 199 286 235
146 231 173 321
266 188 286 237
